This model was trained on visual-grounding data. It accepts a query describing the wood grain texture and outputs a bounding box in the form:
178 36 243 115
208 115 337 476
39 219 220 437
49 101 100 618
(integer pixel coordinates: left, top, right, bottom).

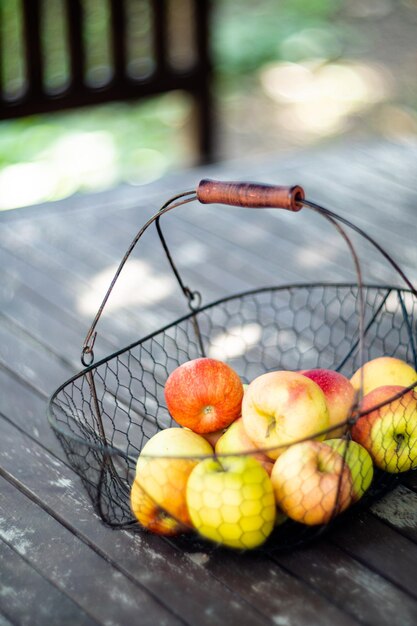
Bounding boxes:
0 540 99 626
1 139 417 624
0 477 185 626
0 415 330 626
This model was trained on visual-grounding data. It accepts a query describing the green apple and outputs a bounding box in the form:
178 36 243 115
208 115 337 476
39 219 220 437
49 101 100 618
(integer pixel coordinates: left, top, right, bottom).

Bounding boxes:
352 385 417 473
215 417 274 475
186 455 276 549
324 438 373 501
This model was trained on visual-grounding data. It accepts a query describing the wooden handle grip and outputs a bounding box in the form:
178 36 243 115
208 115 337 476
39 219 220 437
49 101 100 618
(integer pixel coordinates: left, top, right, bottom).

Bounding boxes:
197 179 305 211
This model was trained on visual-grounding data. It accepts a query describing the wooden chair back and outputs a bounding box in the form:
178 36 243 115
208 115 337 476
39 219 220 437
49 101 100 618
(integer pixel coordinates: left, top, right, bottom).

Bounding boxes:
0 0 214 160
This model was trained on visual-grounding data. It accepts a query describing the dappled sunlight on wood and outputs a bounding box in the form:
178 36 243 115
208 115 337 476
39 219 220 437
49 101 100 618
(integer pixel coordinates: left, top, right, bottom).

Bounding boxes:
76 259 175 317
208 323 263 360
260 59 390 137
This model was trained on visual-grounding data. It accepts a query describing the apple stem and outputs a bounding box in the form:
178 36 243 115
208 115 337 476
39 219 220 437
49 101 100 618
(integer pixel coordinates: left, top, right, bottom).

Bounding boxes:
265 418 275 439
212 454 226 472
394 433 405 453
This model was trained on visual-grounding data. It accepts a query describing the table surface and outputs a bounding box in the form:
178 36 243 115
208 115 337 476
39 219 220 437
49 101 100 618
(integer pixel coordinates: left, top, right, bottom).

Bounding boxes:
1 139 417 626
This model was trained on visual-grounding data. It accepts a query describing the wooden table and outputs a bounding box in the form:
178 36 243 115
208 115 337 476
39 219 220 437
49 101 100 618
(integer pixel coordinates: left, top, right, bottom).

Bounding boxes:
1 139 417 625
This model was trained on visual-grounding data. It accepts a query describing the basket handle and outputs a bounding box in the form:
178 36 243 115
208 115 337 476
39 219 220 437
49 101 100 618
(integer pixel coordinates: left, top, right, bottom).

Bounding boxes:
81 182 306 365
197 178 304 211
80 179 416 367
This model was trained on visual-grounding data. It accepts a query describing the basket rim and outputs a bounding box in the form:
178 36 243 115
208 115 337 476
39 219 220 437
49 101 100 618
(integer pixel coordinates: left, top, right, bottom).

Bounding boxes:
46 281 416 451
50 281 412 390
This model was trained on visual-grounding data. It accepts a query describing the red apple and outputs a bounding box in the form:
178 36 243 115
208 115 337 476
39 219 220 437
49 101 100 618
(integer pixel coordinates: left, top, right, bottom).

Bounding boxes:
242 371 330 460
271 440 353 525
352 385 417 473
300 369 356 438
164 358 244 434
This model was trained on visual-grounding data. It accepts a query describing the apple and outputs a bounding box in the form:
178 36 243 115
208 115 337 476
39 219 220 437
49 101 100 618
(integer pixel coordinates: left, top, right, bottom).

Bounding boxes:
184 426 227 448
324 438 373 501
130 479 184 536
300 369 356 438
186 455 276 549
201 428 227 448
271 440 353 525
242 371 330 460
164 358 244 434
351 385 417 473
350 356 417 396
132 427 213 534
215 417 274 475
275 507 288 526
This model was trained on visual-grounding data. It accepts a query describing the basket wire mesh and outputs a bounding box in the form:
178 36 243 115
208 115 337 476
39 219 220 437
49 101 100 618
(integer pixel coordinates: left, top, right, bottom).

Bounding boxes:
48 179 417 552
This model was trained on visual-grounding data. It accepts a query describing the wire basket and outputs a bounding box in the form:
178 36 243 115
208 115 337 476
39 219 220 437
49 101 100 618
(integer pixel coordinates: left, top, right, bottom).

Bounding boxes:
47 179 417 552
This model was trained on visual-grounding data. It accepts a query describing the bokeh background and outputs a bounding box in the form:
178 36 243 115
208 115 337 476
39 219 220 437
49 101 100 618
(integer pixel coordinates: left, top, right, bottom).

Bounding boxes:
1 0 417 210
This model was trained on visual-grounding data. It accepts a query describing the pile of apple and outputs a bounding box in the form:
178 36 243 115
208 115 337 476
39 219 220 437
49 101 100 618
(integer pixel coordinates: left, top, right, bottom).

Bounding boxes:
130 355 417 550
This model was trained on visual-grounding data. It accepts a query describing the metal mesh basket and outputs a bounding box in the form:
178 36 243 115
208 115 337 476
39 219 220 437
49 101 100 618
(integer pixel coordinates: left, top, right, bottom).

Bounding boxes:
47 179 417 552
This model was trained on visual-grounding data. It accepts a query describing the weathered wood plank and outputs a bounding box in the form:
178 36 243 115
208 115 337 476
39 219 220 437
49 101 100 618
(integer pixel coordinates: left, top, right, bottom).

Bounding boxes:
0 254 124 365
0 207 251 327
4 149 416 367
2 369 416 626
2 139 417 626
275 537 417 626
0 416 330 626
6 294 406 624
1 272 92 361
299 166 417 257
0 366 63 454
98 174 416 298
0 314 76 396
335 141 417 198
328 510 417 598
0 613 14 626
180 547 359 626
0 540 100 626
0 240 145 355
370 484 417 543
0 477 185 626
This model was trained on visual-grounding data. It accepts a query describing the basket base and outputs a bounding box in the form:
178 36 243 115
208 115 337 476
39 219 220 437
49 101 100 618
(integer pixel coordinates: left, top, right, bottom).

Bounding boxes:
165 469 404 555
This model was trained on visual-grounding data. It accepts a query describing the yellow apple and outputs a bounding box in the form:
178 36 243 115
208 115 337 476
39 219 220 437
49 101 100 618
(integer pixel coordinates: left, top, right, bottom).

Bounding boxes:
132 428 213 534
324 438 373 501
242 371 330 460
215 417 274 475
186 455 276 549
271 440 353 525
352 385 417 473
350 356 417 396
130 479 183 536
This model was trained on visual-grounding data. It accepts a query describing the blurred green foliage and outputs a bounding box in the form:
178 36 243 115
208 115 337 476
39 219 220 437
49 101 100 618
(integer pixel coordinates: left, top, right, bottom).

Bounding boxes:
213 0 343 75
0 0 362 209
